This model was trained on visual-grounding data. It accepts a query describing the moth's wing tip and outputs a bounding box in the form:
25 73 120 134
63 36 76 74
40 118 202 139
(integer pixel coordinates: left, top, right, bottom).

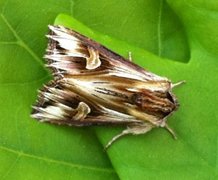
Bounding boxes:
48 24 66 31
45 34 51 38
31 105 38 110
48 25 64 34
43 54 48 59
30 112 42 120
48 24 58 30
48 25 55 32
30 113 37 119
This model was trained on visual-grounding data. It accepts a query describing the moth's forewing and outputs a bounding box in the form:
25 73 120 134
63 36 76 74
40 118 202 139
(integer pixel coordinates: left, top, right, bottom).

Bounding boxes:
32 25 178 130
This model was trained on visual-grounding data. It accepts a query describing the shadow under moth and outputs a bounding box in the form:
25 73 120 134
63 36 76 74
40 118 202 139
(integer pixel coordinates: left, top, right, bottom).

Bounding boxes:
31 25 184 149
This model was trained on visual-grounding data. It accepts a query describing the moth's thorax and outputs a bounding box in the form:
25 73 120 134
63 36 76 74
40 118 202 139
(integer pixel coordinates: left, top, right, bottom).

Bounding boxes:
131 89 176 118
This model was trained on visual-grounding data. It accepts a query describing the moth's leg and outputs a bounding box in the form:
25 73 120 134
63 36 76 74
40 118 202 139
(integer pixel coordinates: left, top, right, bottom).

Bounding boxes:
128 52 132 61
159 119 177 139
172 80 186 88
164 124 177 139
105 123 154 150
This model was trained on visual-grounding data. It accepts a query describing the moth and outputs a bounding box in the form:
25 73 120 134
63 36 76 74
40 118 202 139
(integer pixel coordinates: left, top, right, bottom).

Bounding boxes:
31 25 184 149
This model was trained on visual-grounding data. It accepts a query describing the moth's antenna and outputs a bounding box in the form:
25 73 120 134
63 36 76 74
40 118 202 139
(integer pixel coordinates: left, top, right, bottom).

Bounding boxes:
172 80 186 88
165 124 177 139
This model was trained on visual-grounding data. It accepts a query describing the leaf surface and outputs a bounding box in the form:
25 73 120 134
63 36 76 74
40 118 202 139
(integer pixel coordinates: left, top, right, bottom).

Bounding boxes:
0 1 117 179
0 0 218 179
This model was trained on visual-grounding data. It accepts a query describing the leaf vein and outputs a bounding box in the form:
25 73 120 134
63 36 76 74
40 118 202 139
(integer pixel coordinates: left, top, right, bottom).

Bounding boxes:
1 154 21 180
0 146 115 173
0 14 47 71
0 41 18 45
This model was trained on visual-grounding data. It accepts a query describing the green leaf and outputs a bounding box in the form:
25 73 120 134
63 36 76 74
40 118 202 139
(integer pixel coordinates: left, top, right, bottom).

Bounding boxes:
72 0 190 63
1 0 217 180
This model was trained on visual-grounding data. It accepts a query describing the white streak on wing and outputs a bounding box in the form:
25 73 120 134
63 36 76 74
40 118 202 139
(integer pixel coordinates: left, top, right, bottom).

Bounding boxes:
45 50 87 58
110 71 145 81
127 82 170 92
48 25 79 41
43 92 59 102
146 73 168 81
126 88 138 92
48 35 80 50
57 103 73 111
47 63 81 73
36 103 73 121
44 54 71 62
110 68 168 85
103 107 136 120
36 106 66 120
113 63 167 81
67 78 93 88
67 52 87 58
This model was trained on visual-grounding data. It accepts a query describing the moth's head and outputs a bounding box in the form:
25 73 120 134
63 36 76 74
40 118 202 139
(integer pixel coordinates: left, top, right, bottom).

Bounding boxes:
168 91 180 110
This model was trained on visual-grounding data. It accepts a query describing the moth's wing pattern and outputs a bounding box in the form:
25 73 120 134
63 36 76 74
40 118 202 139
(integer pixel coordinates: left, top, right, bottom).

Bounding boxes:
32 80 141 125
31 25 182 147
32 25 175 126
45 25 167 81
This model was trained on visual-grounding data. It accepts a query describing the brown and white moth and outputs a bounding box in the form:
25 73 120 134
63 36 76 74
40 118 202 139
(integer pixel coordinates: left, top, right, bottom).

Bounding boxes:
31 25 184 149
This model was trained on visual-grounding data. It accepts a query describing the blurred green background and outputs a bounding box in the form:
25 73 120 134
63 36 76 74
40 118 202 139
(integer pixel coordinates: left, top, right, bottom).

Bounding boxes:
0 0 217 179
